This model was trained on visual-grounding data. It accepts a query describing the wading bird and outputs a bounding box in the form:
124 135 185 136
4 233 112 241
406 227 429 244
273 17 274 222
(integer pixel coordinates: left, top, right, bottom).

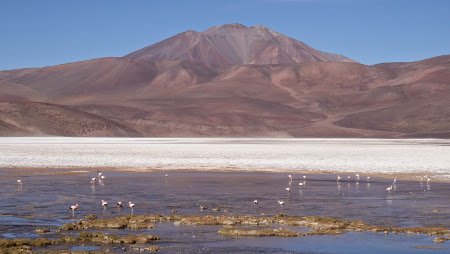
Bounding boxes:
117 201 123 209
278 200 285 206
91 177 97 184
68 204 79 216
68 204 79 211
254 199 258 204
101 200 108 208
337 175 341 182
386 185 393 192
286 187 291 192
128 201 135 214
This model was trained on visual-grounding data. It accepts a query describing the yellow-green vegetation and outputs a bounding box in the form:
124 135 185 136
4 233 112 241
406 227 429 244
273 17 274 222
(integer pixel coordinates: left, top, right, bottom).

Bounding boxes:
59 213 449 237
34 228 51 234
0 232 160 254
433 235 450 243
0 238 56 254
59 214 161 230
218 227 299 237
60 232 159 244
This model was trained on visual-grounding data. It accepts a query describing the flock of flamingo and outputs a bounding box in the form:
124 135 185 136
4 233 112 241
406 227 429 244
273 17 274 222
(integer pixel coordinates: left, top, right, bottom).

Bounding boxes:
66 173 136 215
14 172 432 216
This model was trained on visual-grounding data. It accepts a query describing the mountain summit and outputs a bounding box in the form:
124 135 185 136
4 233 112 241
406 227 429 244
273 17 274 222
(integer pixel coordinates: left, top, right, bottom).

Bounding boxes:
126 23 354 68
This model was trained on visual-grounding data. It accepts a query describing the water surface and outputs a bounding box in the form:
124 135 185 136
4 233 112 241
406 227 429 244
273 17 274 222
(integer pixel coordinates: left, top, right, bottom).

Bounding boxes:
0 170 449 253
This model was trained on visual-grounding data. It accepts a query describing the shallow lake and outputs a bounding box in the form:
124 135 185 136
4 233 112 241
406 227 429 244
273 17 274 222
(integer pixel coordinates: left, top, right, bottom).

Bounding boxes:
0 170 449 253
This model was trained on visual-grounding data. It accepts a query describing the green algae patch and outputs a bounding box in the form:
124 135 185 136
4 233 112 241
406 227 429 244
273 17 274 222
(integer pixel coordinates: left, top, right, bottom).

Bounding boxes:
0 238 56 248
34 228 51 234
59 215 175 231
68 232 160 244
0 232 160 254
218 227 299 237
0 245 33 254
433 234 450 243
131 245 161 252
0 238 56 254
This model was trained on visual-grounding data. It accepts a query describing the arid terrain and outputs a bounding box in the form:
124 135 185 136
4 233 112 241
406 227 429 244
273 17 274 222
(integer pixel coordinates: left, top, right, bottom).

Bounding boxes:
0 24 449 137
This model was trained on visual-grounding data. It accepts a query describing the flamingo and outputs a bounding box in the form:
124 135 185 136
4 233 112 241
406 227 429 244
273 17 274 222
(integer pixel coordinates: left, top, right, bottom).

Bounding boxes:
288 175 292 180
165 174 168 177
366 176 371 182
100 175 106 180
128 201 135 214
69 204 79 216
285 187 291 192
68 204 79 211
277 200 285 206
90 177 97 184
355 174 360 182
254 199 258 204
347 176 351 182
101 200 108 208
117 201 123 209
302 175 306 179
299 182 304 186
17 179 22 184
337 175 341 182
386 185 393 191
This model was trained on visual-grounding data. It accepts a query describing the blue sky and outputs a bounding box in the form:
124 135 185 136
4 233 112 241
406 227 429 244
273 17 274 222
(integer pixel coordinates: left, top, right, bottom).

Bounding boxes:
0 0 449 70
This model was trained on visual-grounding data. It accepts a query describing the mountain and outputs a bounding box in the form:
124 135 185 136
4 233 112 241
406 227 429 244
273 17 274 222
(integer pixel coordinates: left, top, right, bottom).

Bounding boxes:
0 24 449 138
126 23 354 68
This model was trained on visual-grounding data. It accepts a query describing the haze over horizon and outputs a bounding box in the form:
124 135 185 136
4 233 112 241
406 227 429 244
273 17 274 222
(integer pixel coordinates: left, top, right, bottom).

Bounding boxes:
1 0 450 70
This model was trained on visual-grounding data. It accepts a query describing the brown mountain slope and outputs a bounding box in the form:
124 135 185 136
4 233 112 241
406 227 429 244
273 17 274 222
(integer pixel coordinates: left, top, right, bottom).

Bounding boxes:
0 55 449 137
0 102 140 136
0 57 158 101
